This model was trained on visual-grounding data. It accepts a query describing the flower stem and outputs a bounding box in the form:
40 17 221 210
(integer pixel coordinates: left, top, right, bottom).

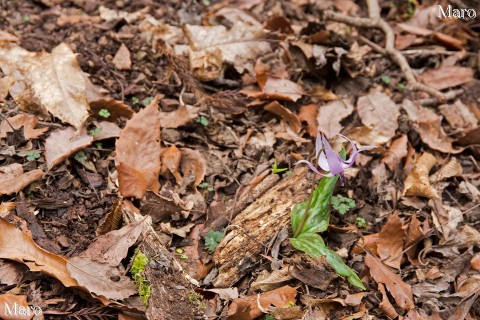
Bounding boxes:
293 191 314 238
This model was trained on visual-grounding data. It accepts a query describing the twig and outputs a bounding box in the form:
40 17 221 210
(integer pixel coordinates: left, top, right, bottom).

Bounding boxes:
323 0 446 101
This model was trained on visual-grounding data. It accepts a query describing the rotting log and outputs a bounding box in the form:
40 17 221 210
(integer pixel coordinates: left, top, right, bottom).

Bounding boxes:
213 167 310 287
123 205 201 320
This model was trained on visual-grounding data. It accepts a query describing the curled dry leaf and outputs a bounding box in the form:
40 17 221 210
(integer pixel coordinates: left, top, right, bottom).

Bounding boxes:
405 214 430 264
418 66 473 91
44 126 93 170
0 42 90 130
183 22 271 81
180 148 207 187
382 135 408 171
0 259 28 286
365 253 414 311
90 98 134 121
439 100 478 132
160 104 199 129
0 114 48 139
0 294 32 320
253 75 304 102
377 212 404 269
429 157 462 182
92 121 122 141
180 224 212 281
116 95 161 198
159 222 194 238
378 283 399 319
67 256 137 301
357 92 399 142
0 163 44 196
298 104 318 137
317 99 353 137
402 99 464 154
161 145 183 184
264 101 301 134
403 152 439 199
112 43 131 70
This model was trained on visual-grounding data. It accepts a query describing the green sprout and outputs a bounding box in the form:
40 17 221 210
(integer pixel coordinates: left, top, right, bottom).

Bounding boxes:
74 151 88 162
205 230 223 252
381 75 392 84
199 182 214 192
88 127 102 136
272 160 288 174
98 109 110 118
356 217 367 228
175 248 184 254
331 195 356 215
196 116 209 126
130 250 151 307
95 142 103 149
142 96 153 106
132 96 139 105
26 151 40 161
188 292 206 310
397 83 407 91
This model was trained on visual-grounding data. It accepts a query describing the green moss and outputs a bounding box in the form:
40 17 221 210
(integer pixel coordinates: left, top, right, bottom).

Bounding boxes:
130 250 151 306
188 292 206 310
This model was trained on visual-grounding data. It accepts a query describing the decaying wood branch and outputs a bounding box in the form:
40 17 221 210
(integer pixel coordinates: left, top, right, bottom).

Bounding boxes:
213 167 310 287
323 0 445 101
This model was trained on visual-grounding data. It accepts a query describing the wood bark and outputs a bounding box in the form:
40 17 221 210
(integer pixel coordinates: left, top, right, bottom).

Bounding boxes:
213 167 310 287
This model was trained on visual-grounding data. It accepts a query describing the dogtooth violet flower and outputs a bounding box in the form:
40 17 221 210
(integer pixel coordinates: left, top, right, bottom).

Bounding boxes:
296 132 375 181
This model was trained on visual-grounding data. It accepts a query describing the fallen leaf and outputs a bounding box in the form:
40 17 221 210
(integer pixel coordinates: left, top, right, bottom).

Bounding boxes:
378 283 399 319
0 259 28 286
429 157 462 182
357 92 399 142
377 212 404 269
439 100 478 132
365 253 414 310
418 66 473 91
382 135 408 171
92 121 122 141
67 256 137 300
344 292 365 307
264 101 301 134
0 114 48 139
214 7 261 26
403 152 439 199
116 95 161 198
0 294 33 320
44 126 93 170
160 145 183 184
405 214 429 264
298 104 318 137
112 43 131 70
316 99 353 137
159 222 194 238
430 200 463 241
90 98 134 121
471 254 480 271
180 148 207 187
160 104 199 129
181 224 212 280
228 285 297 319
79 219 146 267
0 42 90 130
227 299 251 320
205 287 239 301
98 5 148 23
345 125 391 145
402 99 464 154
184 22 271 81
254 76 304 102
0 163 43 196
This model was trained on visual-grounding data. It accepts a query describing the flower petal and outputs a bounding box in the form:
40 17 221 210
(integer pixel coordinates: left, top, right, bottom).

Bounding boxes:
315 131 323 158
318 151 330 172
295 160 323 175
322 134 344 175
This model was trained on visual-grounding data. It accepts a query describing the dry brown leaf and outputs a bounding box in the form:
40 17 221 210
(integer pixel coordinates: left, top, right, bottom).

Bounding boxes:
357 92 399 142
402 99 464 154
298 104 318 137
377 212 404 269
365 253 414 310
80 219 146 267
214 7 261 26
418 66 473 91
112 43 131 70
255 76 304 102
405 214 429 264
0 163 43 196
378 283 399 319
180 148 206 187
98 5 148 23
0 218 77 287
317 99 353 137
382 135 408 171
90 98 134 121
439 100 478 132
67 256 137 300
403 152 439 199
0 42 90 129
471 254 480 271
344 292 365 307
159 222 194 238
116 95 161 198
0 294 33 320
181 224 212 281
228 285 297 319
429 158 462 182
184 22 271 81
0 114 48 139
44 126 93 170
161 145 183 184
264 101 301 134
345 126 390 146
160 104 199 129
0 259 28 286
92 121 121 141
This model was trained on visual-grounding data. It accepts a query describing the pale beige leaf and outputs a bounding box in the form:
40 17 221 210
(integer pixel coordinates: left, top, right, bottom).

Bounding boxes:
161 145 183 184
264 101 301 134
418 66 473 90
160 104 199 129
44 126 93 170
0 163 44 195
0 259 28 286
116 95 161 198
112 43 131 70
317 99 353 137
439 100 478 132
90 98 134 121
429 157 462 182
92 121 121 141
0 114 48 139
180 148 206 187
382 135 408 171
403 152 439 199
357 92 399 142
377 212 404 269
67 256 137 300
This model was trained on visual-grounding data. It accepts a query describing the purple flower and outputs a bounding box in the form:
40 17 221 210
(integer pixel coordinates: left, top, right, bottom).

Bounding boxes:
296 132 374 180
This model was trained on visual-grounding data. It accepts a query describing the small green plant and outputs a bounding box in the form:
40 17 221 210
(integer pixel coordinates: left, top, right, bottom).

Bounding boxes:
397 83 407 91
98 109 110 118
205 230 223 252
142 96 153 106
130 250 151 307
331 195 356 215
22 15 30 23
74 151 88 162
88 127 102 136
95 142 103 149
356 217 367 228
26 151 40 161
188 292 206 310
175 248 183 254
196 116 209 126
199 182 214 192
272 160 288 174
132 96 139 105
381 75 392 84
265 315 276 320
407 0 416 18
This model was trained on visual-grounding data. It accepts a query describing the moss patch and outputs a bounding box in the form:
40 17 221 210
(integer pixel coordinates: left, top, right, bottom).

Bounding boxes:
130 250 151 306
